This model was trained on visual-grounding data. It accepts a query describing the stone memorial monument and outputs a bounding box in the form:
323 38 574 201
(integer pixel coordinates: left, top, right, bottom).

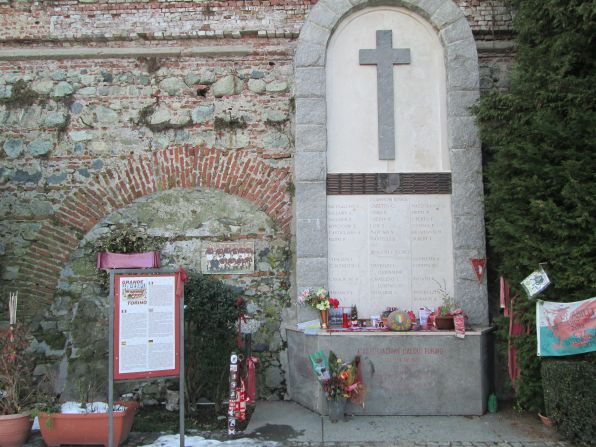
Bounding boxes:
290 0 490 415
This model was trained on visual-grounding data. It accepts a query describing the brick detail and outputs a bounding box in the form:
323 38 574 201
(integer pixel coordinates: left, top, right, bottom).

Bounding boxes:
15 145 292 315
0 1 511 43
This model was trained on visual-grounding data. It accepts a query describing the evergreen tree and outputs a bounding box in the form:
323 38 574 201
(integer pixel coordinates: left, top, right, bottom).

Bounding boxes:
474 0 596 412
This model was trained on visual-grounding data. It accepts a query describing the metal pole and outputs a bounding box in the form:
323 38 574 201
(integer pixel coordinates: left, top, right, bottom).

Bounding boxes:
108 270 115 447
179 288 185 447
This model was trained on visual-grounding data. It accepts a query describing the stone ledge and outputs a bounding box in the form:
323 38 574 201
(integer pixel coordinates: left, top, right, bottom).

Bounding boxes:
476 40 516 52
287 326 495 336
0 46 253 60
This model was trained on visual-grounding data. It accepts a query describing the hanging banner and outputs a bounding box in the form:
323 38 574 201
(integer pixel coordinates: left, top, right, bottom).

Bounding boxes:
536 297 596 357
470 258 487 283
114 273 181 380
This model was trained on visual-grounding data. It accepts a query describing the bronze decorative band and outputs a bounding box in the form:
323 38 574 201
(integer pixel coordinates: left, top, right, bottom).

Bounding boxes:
326 173 452 195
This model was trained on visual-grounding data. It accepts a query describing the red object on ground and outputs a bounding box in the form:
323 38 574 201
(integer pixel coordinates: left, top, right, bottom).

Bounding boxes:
246 356 258 405
38 401 138 447
97 251 160 269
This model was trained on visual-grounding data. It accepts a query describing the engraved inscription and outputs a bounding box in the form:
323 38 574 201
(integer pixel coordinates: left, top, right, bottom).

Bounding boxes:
328 195 454 317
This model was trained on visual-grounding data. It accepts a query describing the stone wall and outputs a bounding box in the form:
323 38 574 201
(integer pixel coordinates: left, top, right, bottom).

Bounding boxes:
1 0 511 42
0 45 294 400
34 188 290 400
0 0 515 401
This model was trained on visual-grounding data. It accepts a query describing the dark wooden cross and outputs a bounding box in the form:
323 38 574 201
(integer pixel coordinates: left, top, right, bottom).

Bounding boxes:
359 30 411 160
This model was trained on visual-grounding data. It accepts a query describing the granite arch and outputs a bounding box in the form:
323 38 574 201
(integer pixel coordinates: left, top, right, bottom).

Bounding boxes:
294 0 488 324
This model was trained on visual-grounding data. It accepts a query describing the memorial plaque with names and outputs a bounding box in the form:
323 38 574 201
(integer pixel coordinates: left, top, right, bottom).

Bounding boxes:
328 195 454 317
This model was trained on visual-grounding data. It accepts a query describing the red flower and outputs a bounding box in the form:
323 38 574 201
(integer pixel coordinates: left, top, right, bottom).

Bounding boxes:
328 298 340 309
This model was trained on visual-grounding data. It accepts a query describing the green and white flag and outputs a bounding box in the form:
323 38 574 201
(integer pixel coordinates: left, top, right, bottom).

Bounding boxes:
536 297 596 356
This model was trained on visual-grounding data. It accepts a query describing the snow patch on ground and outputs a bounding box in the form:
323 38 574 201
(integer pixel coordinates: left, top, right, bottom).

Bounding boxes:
60 401 126 414
140 434 280 447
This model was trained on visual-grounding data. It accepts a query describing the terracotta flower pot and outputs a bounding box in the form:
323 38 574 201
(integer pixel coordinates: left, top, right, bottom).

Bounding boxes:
538 412 553 427
434 315 455 330
0 412 32 447
38 401 138 447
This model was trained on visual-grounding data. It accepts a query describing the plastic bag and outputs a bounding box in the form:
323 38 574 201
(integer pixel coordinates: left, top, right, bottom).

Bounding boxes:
309 351 330 381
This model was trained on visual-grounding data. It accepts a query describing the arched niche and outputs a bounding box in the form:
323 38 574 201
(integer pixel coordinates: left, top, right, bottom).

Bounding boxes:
294 0 488 324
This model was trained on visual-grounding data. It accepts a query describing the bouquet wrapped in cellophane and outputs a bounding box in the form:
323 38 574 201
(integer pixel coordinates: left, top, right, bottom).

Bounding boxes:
309 350 366 405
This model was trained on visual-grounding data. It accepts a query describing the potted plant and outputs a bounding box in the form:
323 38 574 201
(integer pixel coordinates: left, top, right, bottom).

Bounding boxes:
298 288 340 329
0 292 35 447
37 378 138 447
433 281 458 330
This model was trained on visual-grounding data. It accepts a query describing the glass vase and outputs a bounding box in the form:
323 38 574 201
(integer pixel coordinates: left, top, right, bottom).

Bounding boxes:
327 398 347 423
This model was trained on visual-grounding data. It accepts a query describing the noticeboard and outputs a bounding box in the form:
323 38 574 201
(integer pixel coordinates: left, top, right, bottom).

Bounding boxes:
113 273 180 380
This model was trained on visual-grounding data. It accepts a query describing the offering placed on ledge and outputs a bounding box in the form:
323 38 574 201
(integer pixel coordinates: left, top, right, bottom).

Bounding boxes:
386 310 412 331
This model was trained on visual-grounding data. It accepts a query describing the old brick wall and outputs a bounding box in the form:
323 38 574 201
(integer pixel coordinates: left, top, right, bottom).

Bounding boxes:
0 46 295 400
0 0 514 400
0 0 511 42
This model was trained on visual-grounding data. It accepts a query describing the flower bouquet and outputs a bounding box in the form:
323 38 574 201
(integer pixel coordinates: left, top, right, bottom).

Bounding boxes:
298 288 339 329
298 288 339 310
309 351 365 422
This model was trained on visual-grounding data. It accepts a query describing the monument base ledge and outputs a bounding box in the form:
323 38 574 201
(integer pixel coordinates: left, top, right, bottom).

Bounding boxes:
287 327 493 416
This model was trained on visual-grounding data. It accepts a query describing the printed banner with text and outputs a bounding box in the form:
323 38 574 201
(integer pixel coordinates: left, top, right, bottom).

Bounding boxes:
536 297 596 356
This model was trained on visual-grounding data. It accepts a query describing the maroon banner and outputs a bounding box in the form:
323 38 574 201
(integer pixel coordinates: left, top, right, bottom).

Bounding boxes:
97 251 160 269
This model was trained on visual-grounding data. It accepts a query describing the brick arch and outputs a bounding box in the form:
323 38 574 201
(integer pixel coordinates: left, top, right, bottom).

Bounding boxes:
15 145 292 314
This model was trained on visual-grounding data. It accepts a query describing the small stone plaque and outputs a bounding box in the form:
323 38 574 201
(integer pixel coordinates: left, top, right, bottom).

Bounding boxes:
201 241 254 274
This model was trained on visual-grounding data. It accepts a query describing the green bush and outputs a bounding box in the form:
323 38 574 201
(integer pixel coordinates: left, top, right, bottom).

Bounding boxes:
473 0 596 411
184 272 244 411
542 358 596 445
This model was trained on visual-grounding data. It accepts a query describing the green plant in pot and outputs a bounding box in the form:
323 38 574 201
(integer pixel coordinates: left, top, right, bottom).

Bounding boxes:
0 292 36 447
433 281 458 330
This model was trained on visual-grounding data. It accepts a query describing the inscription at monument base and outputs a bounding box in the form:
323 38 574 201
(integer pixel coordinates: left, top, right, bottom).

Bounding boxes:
287 329 490 416
328 195 454 317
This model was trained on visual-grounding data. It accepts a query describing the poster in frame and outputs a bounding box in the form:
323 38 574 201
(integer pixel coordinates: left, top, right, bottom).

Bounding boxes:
113 273 181 380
